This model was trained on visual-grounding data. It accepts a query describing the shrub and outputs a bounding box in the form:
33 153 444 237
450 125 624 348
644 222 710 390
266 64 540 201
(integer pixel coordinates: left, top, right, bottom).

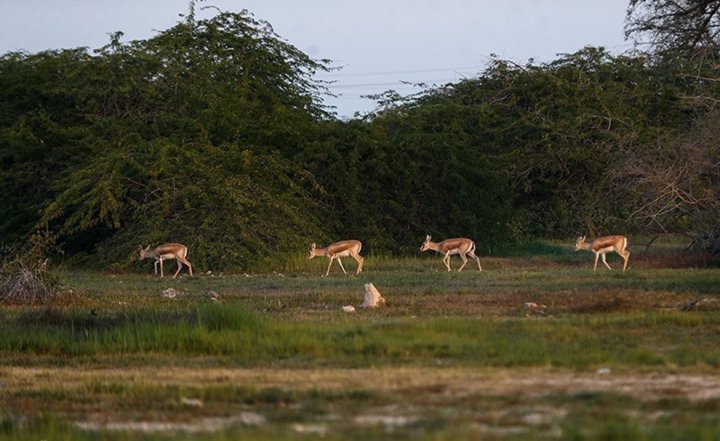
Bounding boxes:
0 232 64 305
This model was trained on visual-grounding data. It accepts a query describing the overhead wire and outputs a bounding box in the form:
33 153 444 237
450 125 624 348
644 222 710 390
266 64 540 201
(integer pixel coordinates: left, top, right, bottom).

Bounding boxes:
315 64 485 78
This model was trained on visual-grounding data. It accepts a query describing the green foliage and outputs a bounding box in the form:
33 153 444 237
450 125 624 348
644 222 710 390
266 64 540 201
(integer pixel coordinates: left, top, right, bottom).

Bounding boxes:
377 48 697 237
1 10 330 270
2 5 720 268
43 140 326 270
298 117 514 254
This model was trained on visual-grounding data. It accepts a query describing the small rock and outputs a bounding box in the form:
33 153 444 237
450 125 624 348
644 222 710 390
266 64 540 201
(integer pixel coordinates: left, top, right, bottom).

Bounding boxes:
524 302 546 310
362 283 385 308
180 397 203 407
292 423 328 435
207 290 220 301
161 288 183 299
342 305 356 313
238 411 266 426
524 302 547 317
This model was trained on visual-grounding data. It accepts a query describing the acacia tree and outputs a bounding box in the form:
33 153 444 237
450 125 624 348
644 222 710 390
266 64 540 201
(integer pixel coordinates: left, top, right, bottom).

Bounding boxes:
610 110 720 252
622 0 720 254
420 49 693 238
31 9 332 269
626 0 720 52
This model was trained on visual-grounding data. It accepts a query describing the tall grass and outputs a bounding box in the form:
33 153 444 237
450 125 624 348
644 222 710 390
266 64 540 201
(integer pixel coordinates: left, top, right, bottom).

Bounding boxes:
2 304 720 369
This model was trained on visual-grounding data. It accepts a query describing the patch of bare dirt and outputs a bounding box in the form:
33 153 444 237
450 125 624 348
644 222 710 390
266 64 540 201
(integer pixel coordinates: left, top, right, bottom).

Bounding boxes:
630 251 720 269
391 289 695 317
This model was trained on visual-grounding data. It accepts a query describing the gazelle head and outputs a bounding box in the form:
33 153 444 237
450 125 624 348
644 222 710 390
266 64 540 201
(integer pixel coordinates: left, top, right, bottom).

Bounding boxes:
420 235 432 252
307 243 318 259
138 245 152 260
574 236 587 251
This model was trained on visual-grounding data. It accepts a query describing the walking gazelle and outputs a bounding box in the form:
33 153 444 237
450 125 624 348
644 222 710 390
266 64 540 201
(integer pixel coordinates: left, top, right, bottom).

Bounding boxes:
139 243 194 278
308 240 365 277
420 235 482 272
574 235 630 271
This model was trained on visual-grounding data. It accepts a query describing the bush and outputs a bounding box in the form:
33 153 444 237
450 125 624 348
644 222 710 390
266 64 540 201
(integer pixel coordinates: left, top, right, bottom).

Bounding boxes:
0 259 62 305
0 231 64 305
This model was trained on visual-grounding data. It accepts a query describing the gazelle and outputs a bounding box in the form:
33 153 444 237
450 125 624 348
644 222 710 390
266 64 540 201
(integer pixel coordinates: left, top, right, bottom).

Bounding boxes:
139 243 194 278
308 240 364 277
574 235 630 271
420 235 482 272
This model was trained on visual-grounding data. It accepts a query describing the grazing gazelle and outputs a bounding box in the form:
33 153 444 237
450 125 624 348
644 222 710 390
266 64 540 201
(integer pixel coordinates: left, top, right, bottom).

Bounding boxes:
420 235 482 272
139 243 194 278
308 240 364 277
574 235 630 271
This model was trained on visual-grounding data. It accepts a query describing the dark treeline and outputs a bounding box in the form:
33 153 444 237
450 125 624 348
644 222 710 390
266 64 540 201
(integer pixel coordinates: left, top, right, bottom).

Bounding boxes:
2 4 720 270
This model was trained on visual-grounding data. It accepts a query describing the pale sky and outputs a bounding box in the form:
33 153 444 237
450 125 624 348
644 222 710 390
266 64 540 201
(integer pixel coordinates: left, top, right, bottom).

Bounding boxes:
0 1 632 119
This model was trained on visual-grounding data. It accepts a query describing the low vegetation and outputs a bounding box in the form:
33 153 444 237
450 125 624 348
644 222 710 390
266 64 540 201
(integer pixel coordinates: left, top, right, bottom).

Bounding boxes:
0 239 719 439
0 232 64 305
0 258 61 305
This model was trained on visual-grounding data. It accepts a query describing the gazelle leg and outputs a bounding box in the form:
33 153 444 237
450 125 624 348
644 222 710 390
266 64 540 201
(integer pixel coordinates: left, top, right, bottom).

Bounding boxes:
173 259 183 278
622 251 630 271
457 253 468 272
324 257 335 277
160 258 166 277
353 254 364 274
443 252 452 271
154 260 159 276
468 251 483 271
178 257 193 277
602 253 612 270
593 253 600 271
468 251 482 271
336 258 347 275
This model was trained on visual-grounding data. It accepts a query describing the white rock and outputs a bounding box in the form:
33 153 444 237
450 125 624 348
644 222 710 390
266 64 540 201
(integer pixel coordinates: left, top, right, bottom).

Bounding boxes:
362 283 385 308
161 288 183 299
180 397 203 407
524 302 546 309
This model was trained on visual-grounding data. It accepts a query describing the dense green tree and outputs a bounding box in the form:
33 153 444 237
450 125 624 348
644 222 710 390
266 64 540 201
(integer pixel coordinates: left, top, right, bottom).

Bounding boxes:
3 4 720 269
299 112 512 254
352 48 697 239
0 49 93 250
1 10 331 269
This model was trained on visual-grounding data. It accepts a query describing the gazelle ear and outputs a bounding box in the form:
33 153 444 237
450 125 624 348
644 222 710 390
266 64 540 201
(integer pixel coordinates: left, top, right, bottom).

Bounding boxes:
425 235 431 241
311 243 316 250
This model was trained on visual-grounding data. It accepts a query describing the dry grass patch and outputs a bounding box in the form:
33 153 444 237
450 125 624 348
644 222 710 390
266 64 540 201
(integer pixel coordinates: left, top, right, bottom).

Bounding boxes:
4 365 720 440
5 365 720 401
0 259 64 305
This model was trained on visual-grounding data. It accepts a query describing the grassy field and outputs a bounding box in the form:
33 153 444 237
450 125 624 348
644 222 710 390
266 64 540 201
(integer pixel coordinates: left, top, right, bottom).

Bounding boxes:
1 239 720 440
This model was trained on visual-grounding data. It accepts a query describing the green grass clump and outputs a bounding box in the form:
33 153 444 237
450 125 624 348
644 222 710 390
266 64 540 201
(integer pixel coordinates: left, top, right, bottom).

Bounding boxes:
2 304 720 369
